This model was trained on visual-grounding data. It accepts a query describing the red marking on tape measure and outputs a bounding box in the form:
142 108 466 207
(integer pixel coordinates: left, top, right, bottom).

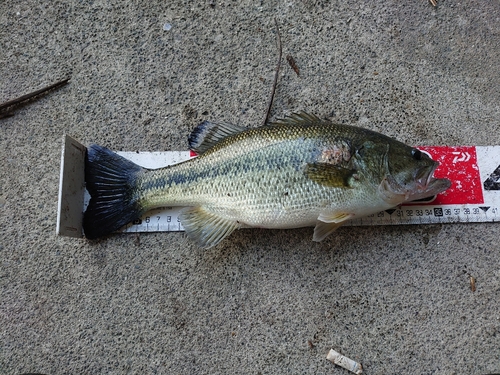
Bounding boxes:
418 146 483 205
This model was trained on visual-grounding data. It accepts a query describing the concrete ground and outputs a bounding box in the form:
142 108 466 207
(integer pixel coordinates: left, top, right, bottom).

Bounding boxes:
1 1 499 374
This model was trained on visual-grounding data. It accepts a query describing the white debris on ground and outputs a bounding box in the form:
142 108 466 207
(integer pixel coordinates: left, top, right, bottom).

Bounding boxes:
326 349 363 374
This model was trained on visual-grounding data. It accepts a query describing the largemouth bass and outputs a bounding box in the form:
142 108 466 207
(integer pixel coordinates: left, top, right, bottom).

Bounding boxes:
83 112 451 248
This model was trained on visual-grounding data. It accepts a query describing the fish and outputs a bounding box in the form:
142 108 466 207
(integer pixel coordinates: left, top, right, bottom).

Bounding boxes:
83 112 451 248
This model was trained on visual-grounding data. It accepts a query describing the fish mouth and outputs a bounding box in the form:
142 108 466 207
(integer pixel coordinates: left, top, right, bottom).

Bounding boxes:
379 162 451 205
409 163 451 201
414 163 437 189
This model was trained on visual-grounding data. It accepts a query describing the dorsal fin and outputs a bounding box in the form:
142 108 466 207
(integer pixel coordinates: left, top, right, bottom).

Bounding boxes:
188 120 247 154
270 111 327 127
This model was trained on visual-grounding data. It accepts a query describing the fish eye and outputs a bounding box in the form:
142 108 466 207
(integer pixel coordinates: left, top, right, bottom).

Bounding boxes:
356 145 365 157
411 149 422 160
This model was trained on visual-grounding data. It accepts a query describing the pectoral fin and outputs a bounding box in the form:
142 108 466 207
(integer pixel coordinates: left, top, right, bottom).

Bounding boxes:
179 206 240 249
313 212 354 242
305 163 355 188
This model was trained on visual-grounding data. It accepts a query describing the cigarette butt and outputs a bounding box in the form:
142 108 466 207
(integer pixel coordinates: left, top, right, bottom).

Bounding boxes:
326 349 363 374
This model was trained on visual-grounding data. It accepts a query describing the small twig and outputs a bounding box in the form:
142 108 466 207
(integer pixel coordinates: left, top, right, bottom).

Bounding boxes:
0 77 70 114
0 112 15 119
429 0 437 7
262 18 282 126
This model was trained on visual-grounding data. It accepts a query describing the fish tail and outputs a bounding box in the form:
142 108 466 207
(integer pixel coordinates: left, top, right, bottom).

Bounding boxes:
83 144 145 239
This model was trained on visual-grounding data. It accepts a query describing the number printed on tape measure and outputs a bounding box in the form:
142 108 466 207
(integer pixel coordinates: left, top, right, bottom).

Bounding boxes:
122 207 186 233
344 203 500 227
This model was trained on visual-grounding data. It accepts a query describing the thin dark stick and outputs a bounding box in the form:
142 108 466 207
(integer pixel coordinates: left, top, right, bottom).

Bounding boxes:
262 18 282 126
0 112 15 119
0 78 70 111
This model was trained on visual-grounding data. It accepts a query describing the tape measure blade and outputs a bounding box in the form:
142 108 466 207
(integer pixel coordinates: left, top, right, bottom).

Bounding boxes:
79 145 500 235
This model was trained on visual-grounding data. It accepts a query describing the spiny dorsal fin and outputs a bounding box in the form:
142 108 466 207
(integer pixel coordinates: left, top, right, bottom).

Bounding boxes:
305 162 356 188
270 111 328 127
188 120 247 154
179 206 241 248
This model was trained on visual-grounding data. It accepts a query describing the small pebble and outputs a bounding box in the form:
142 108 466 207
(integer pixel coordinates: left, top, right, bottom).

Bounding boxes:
163 23 172 31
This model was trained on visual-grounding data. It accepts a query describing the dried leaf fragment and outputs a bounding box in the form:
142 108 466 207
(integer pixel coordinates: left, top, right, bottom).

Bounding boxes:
469 276 476 292
286 55 300 77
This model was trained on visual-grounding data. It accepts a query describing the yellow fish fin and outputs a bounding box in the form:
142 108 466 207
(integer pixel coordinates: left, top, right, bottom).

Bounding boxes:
305 162 355 188
188 120 246 154
179 206 240 249
313 212 354 242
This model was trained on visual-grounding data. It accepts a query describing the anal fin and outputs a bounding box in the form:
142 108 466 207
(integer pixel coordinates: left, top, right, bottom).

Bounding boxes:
180 206 240 249
313 212 354 242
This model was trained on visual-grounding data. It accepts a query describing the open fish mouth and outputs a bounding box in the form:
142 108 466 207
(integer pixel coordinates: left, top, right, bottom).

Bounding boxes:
380 163 451 205
415 163 438 190
410 164 451 201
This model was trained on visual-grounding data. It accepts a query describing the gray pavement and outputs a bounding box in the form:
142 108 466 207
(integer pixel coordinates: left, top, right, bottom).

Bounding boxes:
1 1 499 374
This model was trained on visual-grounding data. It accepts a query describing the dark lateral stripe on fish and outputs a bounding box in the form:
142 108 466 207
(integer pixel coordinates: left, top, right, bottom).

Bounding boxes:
83 145 144 239
142 152 303 193
139 169 212 191
140 163 252 193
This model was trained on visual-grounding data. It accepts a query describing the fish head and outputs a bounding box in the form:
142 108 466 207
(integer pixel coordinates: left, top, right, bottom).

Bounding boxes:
379 140 451 205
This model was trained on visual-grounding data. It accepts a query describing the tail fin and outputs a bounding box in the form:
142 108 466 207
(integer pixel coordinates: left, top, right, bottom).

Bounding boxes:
83 144 144 239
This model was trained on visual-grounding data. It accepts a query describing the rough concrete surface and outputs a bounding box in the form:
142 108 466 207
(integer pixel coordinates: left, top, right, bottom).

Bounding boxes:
1 1 499 374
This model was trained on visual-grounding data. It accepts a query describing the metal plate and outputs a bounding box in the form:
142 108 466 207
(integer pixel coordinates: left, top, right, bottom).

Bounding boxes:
56 135 86 237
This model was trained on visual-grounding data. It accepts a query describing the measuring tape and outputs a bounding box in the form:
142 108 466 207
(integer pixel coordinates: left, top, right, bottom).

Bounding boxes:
112 145 500 233
58 136 500 238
